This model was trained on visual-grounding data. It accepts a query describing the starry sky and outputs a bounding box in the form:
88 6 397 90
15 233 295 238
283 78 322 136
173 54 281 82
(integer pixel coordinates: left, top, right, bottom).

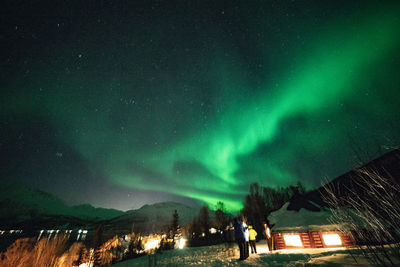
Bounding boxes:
1 1 400 212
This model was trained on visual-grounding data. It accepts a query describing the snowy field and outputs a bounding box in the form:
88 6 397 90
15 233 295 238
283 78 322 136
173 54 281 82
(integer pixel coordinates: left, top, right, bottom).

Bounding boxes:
111 240 379 266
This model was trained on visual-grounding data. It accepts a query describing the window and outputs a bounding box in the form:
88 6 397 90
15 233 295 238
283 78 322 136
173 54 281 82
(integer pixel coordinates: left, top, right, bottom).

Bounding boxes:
283 234 303 247
322 234 342 246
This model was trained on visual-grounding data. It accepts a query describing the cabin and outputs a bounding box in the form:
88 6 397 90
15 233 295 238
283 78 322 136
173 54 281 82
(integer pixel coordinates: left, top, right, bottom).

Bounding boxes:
269 203 355 250
272 228 355 250
269 149 400 250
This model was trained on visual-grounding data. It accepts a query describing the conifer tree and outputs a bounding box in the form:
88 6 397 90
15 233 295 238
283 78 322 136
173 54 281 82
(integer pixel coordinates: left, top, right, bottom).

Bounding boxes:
198 205 211 236
171 209 179 237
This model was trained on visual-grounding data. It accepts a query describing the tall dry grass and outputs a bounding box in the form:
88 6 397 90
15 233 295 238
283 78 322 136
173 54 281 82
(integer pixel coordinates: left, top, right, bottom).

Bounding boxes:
56 242 87 267
323 166 400 266
0 232 145 267
0 236 68 267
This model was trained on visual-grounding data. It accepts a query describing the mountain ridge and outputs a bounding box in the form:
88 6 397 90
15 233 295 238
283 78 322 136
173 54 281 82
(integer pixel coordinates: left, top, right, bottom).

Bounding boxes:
0 179 124 226
0 179 199 231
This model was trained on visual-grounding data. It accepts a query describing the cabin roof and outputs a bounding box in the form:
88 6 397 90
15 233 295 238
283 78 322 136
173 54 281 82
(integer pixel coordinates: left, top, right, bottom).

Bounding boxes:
269 203 335 231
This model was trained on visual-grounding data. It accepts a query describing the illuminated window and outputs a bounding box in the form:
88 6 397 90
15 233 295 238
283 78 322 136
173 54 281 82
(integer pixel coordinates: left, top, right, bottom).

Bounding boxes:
322 234 342 246
283 234 303 247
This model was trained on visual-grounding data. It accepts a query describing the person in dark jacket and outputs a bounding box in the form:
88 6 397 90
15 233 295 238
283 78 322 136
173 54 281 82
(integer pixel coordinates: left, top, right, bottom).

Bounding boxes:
233 217 246 260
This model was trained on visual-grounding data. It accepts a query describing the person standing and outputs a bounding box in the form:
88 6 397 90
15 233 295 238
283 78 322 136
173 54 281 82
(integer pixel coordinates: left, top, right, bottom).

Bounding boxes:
263 222 273 251
248 225 258 254
233 217 246 260
243 219 249 259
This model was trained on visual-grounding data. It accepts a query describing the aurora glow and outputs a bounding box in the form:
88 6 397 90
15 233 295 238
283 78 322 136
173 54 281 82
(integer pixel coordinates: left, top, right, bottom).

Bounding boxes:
1 1 400 211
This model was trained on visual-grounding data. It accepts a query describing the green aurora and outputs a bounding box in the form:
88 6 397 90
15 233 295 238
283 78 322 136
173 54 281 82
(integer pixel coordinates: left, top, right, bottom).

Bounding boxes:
1 1 400 211
114 7 400 211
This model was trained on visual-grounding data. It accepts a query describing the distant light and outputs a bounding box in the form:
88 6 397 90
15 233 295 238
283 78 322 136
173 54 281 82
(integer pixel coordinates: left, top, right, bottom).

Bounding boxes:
202 233 205 237
77 230 82 241
209 228 217 234
83 230 88 234
322 234 342 246
37 230 44 241
178 238 186 249
283 234 303 247
144 238 161 251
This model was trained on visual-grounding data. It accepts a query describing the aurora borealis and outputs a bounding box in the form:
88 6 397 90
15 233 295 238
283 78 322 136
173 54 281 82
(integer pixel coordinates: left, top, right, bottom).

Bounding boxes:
1 1 400 211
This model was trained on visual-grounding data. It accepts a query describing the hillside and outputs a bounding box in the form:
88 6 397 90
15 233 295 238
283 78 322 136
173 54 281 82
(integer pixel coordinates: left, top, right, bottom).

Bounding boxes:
103 201 198 234
0 180 124 228
0 180 200 232
286 148 400 212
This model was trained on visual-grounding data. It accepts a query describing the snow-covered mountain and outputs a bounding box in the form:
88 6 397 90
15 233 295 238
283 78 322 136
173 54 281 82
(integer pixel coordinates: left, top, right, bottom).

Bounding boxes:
0 180 199 232
0 180 124 228
104 201 198 234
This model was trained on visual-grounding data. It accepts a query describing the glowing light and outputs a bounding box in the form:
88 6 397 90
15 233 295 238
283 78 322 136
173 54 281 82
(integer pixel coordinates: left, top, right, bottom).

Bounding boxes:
283 234 303 247
178 238 186 249
143 238 161 251
209 228 217 234
77 230 82 241
37 230 44 241
322 234 342 246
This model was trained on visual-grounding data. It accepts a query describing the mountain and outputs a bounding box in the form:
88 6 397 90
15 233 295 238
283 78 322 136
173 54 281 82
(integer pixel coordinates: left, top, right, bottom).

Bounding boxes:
103 201 199 234
69 204 124 221
0 180 124 228
0 180 200 232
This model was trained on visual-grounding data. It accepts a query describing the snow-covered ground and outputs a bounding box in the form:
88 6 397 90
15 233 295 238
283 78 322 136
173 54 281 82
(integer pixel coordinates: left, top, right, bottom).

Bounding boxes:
111 240 379 266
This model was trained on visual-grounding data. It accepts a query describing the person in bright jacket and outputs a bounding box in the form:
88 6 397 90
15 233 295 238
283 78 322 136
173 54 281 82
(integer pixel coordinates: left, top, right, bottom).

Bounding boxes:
248 225 258 254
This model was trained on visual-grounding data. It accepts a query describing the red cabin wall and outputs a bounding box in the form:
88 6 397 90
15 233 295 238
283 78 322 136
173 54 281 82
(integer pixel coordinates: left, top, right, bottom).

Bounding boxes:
272 231 355 250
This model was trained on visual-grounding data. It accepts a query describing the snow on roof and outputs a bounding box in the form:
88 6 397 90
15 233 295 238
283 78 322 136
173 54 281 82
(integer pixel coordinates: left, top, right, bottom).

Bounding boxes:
269 203 341 232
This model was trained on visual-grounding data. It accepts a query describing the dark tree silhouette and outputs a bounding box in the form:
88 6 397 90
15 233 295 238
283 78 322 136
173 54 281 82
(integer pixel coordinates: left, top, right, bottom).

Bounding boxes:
215 201 227 230
198 205 211 236
171 209 179 237
242 183 267 240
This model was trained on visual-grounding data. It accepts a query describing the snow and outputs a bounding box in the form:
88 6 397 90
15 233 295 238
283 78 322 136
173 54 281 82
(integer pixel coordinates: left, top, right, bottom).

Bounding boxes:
269 203 339 232
110 240 386 266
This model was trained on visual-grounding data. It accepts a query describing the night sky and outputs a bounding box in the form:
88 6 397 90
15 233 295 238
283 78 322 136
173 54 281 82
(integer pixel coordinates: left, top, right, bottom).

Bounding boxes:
1 1 400 211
